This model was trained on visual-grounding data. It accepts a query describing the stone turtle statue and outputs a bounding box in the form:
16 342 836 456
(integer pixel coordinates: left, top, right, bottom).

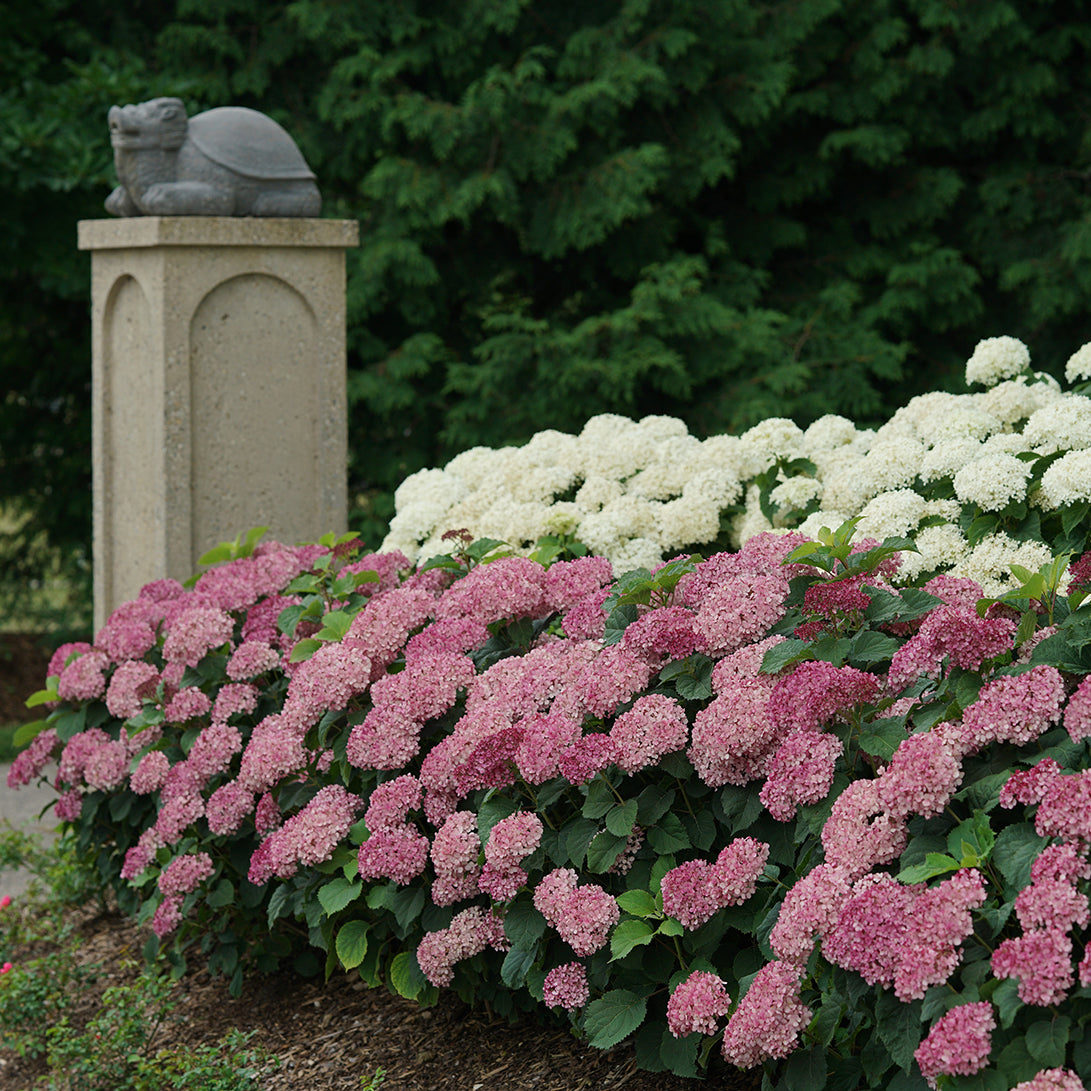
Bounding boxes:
105 97 321 218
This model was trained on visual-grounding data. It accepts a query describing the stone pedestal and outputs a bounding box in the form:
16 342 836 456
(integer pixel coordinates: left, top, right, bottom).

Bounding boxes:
78 217 359 631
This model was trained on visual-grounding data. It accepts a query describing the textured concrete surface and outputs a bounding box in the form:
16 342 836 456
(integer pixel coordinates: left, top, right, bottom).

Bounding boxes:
78 216 358 630
0 771 58 898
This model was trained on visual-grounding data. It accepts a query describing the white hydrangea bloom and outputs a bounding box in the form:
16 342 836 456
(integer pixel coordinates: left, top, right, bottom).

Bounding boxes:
477 497 551 547
979 375 1063 427
981 432 1032 457
736 418 805 478
392 467 462 511
625 436 707 499
443 447 505 491
921 406 1003 447
952 532 1052 597
877 392 974 444
699 433 747 480
920 440 983 484
732 484 774 546
802 414 859 454
824 437 923 511
655 496 722 551
795 509 852 540
922 498 962 522
895 524 968 583
1023 397 1091 454
855 489 926 539
769 476 823 514
522 428 581 469
681 467 743 506
636 414 690 441
965 336 1031 388
1038 450 1091 509
578 496 657 556
952 454 1032 512
1065 343 1091 384
502 463 578 504
575 475 624 512
541 502 583 537
609 537 666 573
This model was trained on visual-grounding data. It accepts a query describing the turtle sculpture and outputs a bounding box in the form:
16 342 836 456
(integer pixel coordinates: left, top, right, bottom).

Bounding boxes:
105 97 321 218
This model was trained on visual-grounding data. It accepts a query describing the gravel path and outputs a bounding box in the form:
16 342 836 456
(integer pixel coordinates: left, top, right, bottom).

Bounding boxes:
0 771 58 896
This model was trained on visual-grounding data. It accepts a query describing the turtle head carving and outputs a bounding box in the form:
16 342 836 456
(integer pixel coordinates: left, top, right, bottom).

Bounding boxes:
105 97 321 218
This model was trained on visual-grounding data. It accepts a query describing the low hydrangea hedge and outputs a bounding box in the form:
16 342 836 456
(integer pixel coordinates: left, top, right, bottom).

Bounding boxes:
9 341 1091 1090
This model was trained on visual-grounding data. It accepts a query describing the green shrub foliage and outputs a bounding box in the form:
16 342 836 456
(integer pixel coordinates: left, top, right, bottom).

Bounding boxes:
8 0 1091 585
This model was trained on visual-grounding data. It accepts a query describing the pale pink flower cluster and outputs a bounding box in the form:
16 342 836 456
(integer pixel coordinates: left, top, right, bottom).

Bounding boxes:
249 785 365 884
542 961 589 1010
770 864 852 964
914 1001 995 1088
205 781 254 835
57 650 110 702
720 961 812 1068
416 906 509 987
282 641 373 730
533 868 619 956
164 686 212 723
186 721 243 783
556 733 615 785
992 927 1075 1007
120 827 164 881
955 666 1064 752
821 779 907 879
430 811 482 906
768 661 880 733
1035 770 1091 842
226 640 281 680
105 660 160 719
211 682 258 722
364 775 422 831
357 776 429 887
6 728 59 788
689 677 779 788
1011 1069 1088 1091
876 730 962 818
661 838 768 930
152 893 184 937
1063 676 1091 742
130 750 170 795
236 716 308 793
480 811 542 901
161 606 235 666
608 694 689 774
158 851 214 896
666 970 731 1038
759 730 842 820
435 556 547 624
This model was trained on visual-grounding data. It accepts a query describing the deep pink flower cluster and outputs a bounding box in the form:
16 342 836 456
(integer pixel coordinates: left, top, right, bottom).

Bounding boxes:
769 863 852 964
480 811 542 901
158 851 214 896
1035 770 1091 843
620 605 707 662
6 728 59 789
876 730 963 819
542 961 590 1011
226 640 281 680
759 730 842 820
105 660 160 719
689 678 779 788
430 811 481 906
666 970 731 1038
533 868 619 956
164 686 212 723
795 575 871 640
161 606 235 666
57 650 110 702
914 1001 995 1087
769 660 880 734
356 776 429 887
416 906 509 987
821 779 907 880
956 666 1065 752
661 838 768 930
720 961 812 1068
608 694 689 774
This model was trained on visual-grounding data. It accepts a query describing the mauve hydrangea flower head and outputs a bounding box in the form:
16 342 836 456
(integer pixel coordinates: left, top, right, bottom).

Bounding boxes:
1036 770 1091 843
1015 876 1090 933
104 660 160 719
211 682 258 722
692 571 788 656
282 641 373 730
47 642 93 682
225 640 281 680
542 555 613 611
992 927 1074 1006
151 892 184 938
403 618 489 664
6 728 58 789
57 727 110 787
557 732 616 786
1063 676 1091 743
1000 758 1062 809
416 906 508 987
96 607 158 663
620 605 707 663
254 792 280 833
129 750 170 795
435 555 548 625
533 868 619 956
661 838 768 930
430 810 482 906
876 729 963 819
795 576 871 640
54 789 82 822
120 827 163 881
345 585 436 672
205 781 254 836
956 665 1064 752
561 587 610 641
186 721 243 783
163 686 212 724
914 1001 995 1087
158 851 214 897
768 661 880 734
453 725 524 795
609 693 689 774
236 715 308 794
720 960 812 1068
688 678 780 788
770 863 853 964
479 811 543 901
759 730 842 821
57 650 110 702
542 962 589 1011
821 778 907 880
365 775 422 831
1032 843 1091 885
357 825 430 886
667 971 732 1040
161 606 235 666
515 710 582 784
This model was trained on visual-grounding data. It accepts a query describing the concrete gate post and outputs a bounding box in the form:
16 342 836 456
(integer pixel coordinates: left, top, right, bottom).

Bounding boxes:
77 216 359 631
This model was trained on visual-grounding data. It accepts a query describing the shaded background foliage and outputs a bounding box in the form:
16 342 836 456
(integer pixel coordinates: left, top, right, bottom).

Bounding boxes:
4 0 1091 628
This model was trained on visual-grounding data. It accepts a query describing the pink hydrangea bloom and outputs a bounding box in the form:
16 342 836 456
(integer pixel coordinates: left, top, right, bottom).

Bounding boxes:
57 728 111 787
569 644 655 719
795 576 871 640
661 839 768 930
1036 771 1091 842
205 781 255 835
768 661 880 733
435 556 547 625
345 708 423 771
1032 843 1091 885
1000 758 1062 809
105 660 160 719
47 641 93 682
403 617 490 664
620 605 707 663
1011 1070 1087 1091
153 764 205 843
356 826 430 886
770 863 853 964
254 792 280 833
158 851 214 896
236 716 308 794
821 778 907 880
211 682 258 722
542 555 613 611
163 686 212 724
161 606 235 666
688 678 780 788
282 641 373 730
759 730 842 821
6 728 58 789
54 789 82 822
430 811 482 906
542 962 590 1011
533 868 619 956
416 906 509 987
120 827 164 881
365 775 423 831
666 970 731 1038
609 694 689 774
130 750 170 795
991 928 1074 1006
914 1001 995 1088
226 640 281 680
151 893 184 938
515 710 582 784
453 725 524 795
1015 876 1090 933
720 961 812 1068
561 588 610 640
876 729 963 819
956 666 1064 752
692 571 788 656
344 585 436 670
557 733 616 785
57 650 110 702
480 811 542 901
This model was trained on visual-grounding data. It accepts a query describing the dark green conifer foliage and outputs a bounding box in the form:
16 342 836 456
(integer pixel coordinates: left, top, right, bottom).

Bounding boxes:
5 0 1091 601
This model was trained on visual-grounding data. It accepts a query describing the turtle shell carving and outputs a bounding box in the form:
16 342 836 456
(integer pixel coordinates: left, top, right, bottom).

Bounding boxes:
187 107 317 181
105 96 321 218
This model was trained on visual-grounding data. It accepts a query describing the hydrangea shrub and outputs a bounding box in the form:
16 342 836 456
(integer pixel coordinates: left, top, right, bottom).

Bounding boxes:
11 345 1091 1090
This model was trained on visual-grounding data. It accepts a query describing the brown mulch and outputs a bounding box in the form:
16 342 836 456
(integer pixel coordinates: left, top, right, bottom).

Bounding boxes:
0 902 760 1090
0 634 53 725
